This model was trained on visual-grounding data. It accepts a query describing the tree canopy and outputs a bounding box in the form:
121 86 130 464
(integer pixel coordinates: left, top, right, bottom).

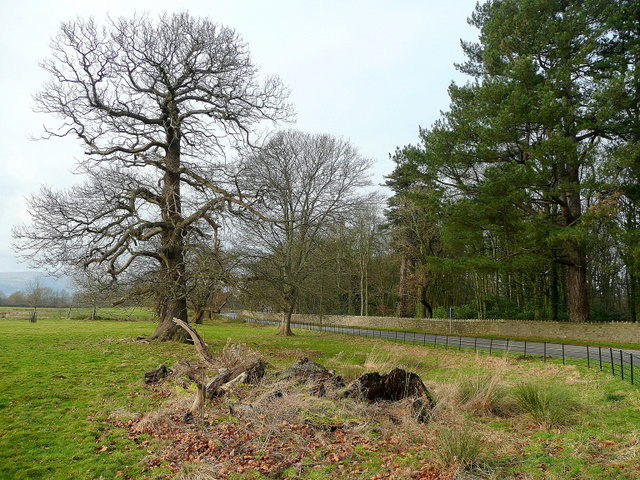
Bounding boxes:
13 12 292 340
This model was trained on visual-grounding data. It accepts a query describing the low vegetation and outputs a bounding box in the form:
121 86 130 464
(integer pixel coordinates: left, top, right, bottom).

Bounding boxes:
1 312 639 479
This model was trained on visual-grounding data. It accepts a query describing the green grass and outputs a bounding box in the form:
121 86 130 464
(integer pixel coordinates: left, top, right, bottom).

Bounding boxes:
0 306 155 322
0 314 639 479
512 382 582 427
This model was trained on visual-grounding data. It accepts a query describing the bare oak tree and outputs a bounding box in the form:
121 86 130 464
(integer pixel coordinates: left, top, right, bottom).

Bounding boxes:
12 13 292 340
238 130 373 335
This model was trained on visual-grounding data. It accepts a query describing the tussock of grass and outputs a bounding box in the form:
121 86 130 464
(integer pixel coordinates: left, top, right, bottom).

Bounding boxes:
434 425 484 468
512 382 582 428
454 375 507 416
174 461 219 480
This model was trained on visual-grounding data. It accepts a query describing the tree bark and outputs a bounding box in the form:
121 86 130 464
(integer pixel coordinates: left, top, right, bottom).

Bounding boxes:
149 103 190 342
396 253 410 317
278 286 296 336
171 317 217 368
567 250 590 323
193 310 205 325
278 306 295 336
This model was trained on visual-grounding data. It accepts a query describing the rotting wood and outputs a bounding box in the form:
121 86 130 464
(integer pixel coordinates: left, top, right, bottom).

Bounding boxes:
184 382 206 422
144 364 168 384
169 319 267 421
344 368 434 407
172 317 217 369
205 369 231 400
219 372 248 394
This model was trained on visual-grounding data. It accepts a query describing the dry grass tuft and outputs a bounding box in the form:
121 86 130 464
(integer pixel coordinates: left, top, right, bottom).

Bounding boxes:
454 375 508 416
218 338 262 370
173 461 220 480
433 424 484 469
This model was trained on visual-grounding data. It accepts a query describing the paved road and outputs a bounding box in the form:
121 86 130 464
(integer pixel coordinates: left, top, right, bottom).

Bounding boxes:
244 317 640 369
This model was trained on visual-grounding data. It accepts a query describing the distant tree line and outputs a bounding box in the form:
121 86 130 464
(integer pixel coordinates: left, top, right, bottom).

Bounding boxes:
0 286 72 308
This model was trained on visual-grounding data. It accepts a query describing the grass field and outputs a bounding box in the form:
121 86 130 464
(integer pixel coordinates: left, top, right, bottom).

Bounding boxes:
1 313 639 479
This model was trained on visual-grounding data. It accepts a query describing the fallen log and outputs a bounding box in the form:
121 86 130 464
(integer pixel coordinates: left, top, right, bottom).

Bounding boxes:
168 319 268 420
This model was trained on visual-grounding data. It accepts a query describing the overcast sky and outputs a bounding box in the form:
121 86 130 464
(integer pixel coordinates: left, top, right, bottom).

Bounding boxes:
0 0 479 272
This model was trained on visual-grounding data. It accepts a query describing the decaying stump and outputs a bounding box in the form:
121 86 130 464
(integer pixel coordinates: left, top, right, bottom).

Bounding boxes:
344 368 434 407
144 364 168 384
284 358 345 387
168 318 267 421
282 357 345 397
143 323 433 424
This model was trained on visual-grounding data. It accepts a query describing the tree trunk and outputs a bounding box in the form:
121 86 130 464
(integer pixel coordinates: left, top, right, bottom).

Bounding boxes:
396 254 410 317
567 250 589 323
278 285 296 336
148 107 190 342
562 160 589 323
628 270 638 323
193 310 205 325
149 296 188 341
278 306 295 336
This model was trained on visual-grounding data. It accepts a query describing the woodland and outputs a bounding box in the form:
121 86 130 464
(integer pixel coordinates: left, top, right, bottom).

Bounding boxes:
11 0 640 336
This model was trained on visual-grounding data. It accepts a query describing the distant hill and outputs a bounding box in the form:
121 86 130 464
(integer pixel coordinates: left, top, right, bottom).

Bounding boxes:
0 272 72 295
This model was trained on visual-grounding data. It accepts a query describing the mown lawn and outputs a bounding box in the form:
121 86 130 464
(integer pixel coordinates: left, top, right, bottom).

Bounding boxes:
0 314 639 479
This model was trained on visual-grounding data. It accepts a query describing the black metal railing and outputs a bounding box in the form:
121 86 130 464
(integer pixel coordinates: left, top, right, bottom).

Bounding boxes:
245 317 640 387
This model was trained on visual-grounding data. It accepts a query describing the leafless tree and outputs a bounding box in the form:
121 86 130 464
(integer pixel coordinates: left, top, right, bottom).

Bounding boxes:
238 130 373 335
12 13 292 340
24 277 45 323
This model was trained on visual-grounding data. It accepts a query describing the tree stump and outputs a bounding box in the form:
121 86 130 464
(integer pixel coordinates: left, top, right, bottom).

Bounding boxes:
144 364 169 384
344 368 434 407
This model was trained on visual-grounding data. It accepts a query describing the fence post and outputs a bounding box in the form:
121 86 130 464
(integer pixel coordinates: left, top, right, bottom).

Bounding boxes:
544 342 547 363
459 336 462 350
620 350 624 381
587 345 590 369
506 339 510 357
562 344 565 365
474 337 478 352
524 340 527 359
599 346 603 371
631 355 635 386
445 336 449 350
489 338 493 356
610 348 615 376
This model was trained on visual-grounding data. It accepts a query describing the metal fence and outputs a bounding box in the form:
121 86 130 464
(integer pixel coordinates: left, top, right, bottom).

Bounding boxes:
246 317 640 388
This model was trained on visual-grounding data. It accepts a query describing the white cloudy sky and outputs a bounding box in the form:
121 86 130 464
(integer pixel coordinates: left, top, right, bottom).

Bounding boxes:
0 0 479 272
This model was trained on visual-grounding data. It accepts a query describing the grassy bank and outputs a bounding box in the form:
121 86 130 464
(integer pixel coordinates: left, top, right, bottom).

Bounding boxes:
0 316 639 479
